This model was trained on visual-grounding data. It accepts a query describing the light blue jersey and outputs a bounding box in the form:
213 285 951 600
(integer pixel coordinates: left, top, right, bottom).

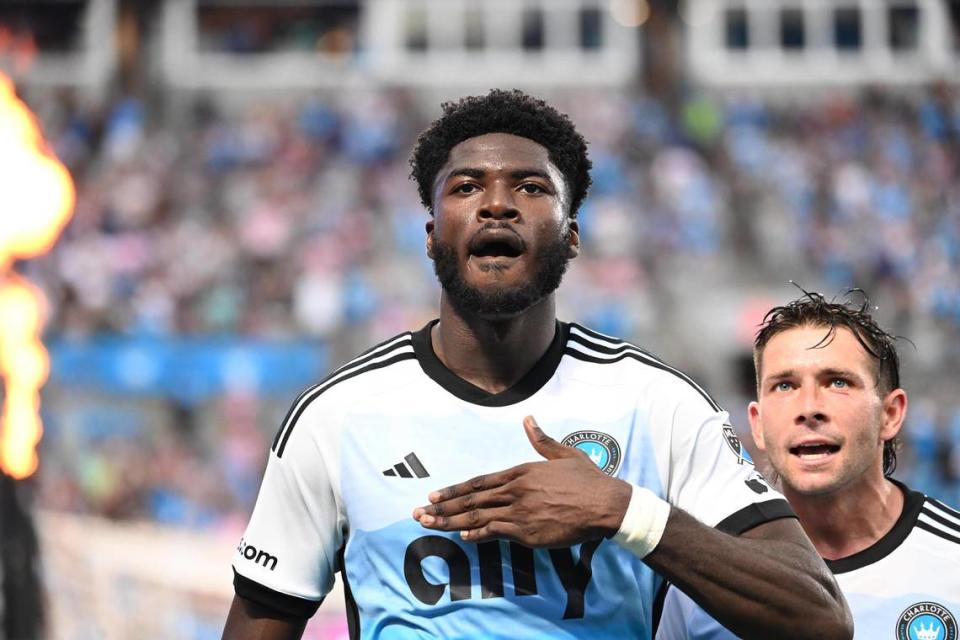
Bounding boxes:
233 322 791 639
657 481 960 640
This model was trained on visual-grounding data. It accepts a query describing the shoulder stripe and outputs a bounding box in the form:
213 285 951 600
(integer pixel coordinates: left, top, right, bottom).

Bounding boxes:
569 324 657 356
271 333 412 451
568 332 650 357
927 497 960 523
275 350 416 457
352 332 415 361
570 323 632 345
921 506 960 536
563 347 722 412
272 335 414 457
568 325 721 412
916 520 960 546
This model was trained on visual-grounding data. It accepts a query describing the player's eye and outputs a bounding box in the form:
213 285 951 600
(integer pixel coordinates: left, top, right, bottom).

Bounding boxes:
518 182 547 195
830 378 849 389
453 182 480 195
773 381 792 392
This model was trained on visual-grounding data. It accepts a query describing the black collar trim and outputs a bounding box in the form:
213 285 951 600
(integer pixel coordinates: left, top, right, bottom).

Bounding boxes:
411 320 568 407
825 479 925 574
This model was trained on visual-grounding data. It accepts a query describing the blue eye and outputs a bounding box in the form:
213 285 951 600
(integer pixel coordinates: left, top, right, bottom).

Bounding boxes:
831 379 848 388
774 382 792 392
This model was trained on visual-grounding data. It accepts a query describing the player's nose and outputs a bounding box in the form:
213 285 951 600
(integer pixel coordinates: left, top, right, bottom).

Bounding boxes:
477 182 519 221
795 385 827 426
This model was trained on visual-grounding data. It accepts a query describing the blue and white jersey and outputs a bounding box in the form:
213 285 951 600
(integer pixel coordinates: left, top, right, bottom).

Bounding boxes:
233 321 792 639
656 481 960 640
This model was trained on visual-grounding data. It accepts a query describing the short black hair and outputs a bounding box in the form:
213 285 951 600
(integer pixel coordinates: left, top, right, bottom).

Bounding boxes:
410 89 592 217
754 289 903 476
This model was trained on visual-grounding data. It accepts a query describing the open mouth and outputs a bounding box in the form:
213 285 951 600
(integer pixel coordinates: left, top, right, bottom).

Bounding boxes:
472 241 523 258
789 443 841 460
469 229 525 259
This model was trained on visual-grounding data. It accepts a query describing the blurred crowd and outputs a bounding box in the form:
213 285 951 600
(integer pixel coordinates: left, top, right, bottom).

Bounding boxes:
18 83 960 528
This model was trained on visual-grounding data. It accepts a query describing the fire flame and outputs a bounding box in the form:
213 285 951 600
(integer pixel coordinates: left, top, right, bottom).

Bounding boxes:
0 72 75 479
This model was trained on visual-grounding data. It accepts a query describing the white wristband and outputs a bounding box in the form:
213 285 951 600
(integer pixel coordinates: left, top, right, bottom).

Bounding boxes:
611 484 672 559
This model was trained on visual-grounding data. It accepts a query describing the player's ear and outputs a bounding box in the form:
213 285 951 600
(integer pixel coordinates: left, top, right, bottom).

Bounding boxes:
880 388 907 443
425 219 435 259
748 401 766 451
566 219 580 259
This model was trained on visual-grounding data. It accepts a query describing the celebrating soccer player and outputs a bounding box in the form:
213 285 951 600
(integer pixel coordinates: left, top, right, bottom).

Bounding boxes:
222 91 852 639
657 292 960 639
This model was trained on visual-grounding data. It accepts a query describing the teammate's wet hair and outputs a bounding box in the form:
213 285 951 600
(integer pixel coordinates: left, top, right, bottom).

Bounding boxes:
754 288 904 476
410 89 591 217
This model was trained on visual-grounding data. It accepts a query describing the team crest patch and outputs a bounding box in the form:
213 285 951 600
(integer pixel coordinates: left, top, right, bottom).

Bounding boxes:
896 602 957 640
722 424 754 466
562 431 621 476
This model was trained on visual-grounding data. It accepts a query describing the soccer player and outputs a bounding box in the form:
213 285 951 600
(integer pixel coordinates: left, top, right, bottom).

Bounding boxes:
222 90 851 639
657 293 960 639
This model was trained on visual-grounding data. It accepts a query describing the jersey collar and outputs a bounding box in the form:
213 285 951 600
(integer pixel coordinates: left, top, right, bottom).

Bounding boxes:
411 319 568 407
824 478 925 574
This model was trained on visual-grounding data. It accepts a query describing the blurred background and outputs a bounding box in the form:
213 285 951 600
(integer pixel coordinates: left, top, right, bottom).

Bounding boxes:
1 0 959 637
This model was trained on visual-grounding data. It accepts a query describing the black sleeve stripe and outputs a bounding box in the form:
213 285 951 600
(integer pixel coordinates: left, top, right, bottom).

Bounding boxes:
271 334 412 452
564 347 722 413
233 569 322 619
272 384 322 451
715 499 797 535
921 506 960 536
568 332 650 357
569 323 658 357
276 351 417 457
927 497 960 521
567 326 722 412
917 520 960 545
352 331 414 360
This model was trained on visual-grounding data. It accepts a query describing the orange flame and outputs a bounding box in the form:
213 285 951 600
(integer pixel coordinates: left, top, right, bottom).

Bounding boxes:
0 72 75 479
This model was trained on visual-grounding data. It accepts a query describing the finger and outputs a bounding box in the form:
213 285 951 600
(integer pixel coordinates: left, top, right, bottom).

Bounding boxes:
426 467 518 504
460 521 524 543
416 486 510 520
523 415 575 460
415 506 512 532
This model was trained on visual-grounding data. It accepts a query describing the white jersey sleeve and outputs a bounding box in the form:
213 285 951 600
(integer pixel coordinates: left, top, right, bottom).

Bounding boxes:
232 396 344 617
652 377 793 533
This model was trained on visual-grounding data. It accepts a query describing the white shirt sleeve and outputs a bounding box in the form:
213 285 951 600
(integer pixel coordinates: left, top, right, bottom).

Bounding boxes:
652 378 792 532
232 399 343 617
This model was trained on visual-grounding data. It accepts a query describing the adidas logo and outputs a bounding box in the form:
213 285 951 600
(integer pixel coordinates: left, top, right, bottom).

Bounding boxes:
383 453 430 479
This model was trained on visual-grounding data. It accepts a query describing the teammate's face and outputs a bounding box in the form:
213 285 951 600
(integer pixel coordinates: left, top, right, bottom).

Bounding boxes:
748 325 906 498
426 133 579 318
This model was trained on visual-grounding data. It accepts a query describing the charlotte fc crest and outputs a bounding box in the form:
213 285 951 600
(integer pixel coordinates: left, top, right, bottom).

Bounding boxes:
896 601 957 640
563 430 621 476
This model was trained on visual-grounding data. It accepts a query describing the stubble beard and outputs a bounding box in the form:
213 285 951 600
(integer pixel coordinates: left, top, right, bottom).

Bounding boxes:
431 228 572 318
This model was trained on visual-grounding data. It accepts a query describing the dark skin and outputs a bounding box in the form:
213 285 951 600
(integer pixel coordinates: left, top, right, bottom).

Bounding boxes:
223 133 852 639
222 598 305 640
425 133 580 393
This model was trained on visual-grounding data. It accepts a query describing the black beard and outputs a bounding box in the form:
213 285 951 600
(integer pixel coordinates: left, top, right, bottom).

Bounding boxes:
431 228 572 317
